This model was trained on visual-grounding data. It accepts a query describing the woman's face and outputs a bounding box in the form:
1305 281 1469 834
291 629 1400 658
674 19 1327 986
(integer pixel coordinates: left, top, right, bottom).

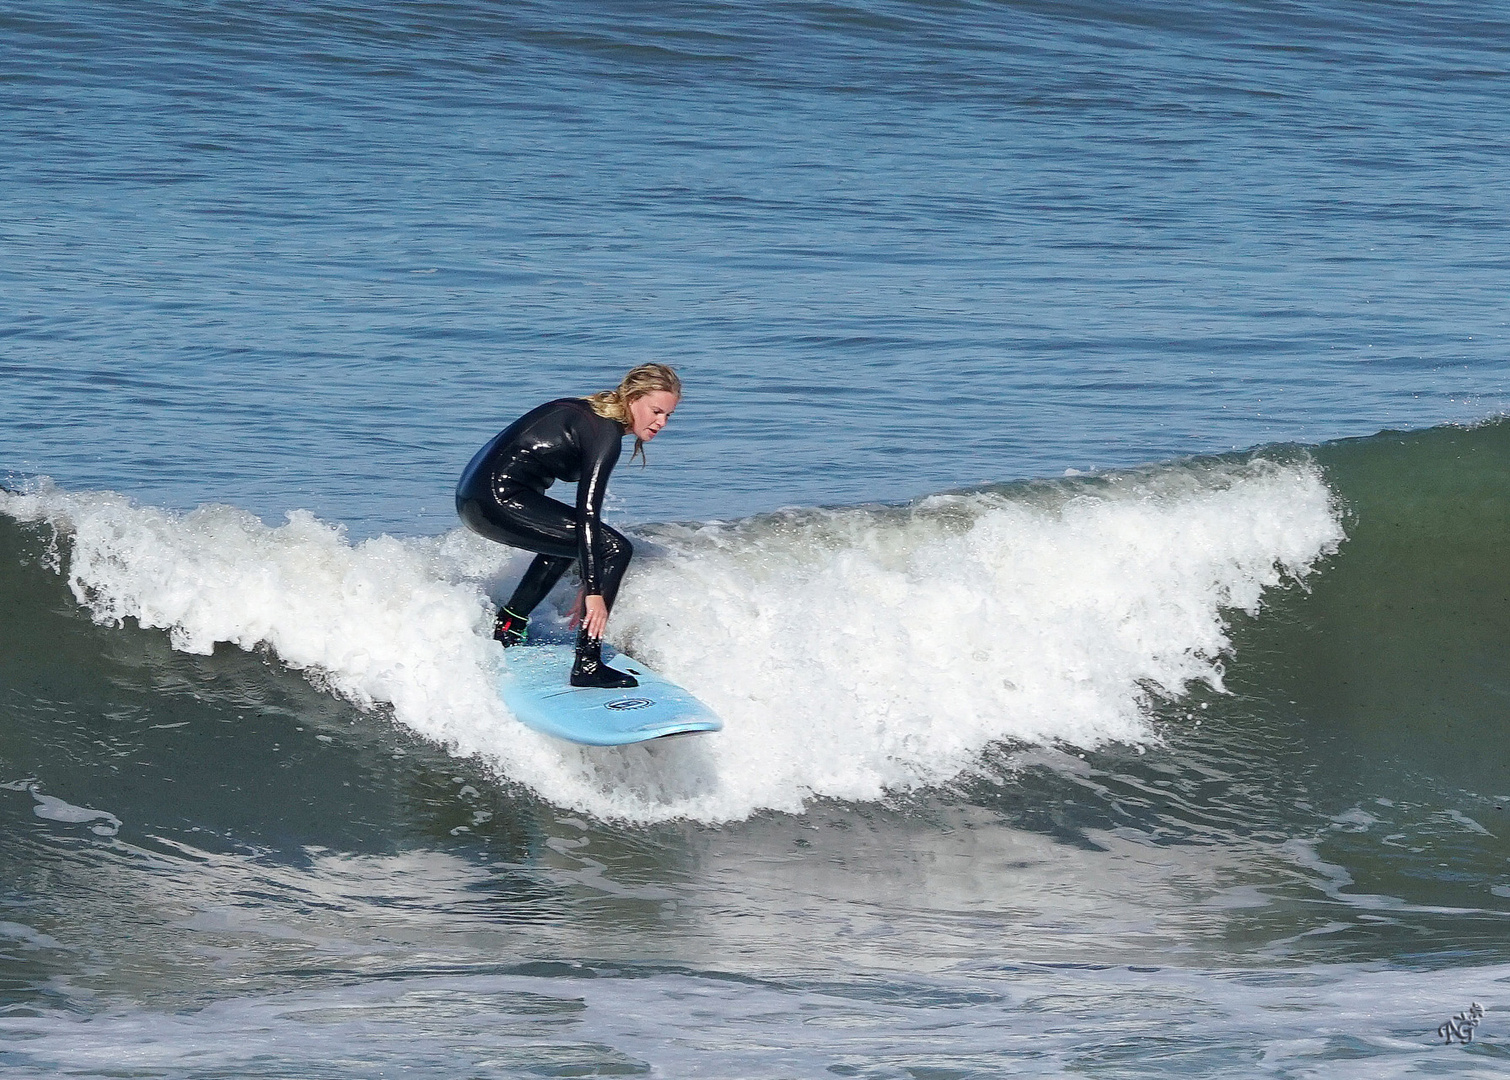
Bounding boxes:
628 390 679 442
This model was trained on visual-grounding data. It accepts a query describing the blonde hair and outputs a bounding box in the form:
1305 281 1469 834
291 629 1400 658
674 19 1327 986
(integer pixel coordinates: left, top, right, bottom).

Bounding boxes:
585 363 682 463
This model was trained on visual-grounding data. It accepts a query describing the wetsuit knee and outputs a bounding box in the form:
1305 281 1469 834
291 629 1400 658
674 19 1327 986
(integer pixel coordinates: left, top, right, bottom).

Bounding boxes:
602 528 634 570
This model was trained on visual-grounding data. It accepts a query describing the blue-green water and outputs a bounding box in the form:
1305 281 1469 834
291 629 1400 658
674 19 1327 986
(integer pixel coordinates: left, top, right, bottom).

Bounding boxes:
3 2 1510 1075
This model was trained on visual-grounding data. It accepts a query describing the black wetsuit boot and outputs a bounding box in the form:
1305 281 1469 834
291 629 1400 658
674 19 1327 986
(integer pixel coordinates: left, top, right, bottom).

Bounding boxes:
570 629 638 689
493 607 529 647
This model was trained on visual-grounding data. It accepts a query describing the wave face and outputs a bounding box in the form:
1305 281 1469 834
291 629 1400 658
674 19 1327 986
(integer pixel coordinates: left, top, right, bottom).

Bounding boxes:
1 446 1341 822
1245 418 1510 801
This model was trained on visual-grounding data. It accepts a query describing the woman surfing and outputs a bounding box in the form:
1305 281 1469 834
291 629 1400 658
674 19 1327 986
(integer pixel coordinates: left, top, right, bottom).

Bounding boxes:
455 363 681 689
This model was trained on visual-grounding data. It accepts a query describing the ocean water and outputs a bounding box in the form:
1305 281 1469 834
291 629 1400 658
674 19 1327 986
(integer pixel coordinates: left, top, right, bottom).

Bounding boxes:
3 1 1510 1076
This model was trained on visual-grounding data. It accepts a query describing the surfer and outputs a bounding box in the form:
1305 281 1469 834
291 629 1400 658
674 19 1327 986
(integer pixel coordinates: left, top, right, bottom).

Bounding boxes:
455 363 681 689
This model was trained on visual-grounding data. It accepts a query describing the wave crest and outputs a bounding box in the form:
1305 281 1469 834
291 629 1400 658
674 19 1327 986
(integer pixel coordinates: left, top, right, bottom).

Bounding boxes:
0 457 1342 823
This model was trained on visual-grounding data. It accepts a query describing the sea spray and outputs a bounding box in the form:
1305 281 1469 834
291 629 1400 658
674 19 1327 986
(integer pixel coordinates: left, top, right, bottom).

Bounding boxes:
0 456 1343 822
611 455 1345 815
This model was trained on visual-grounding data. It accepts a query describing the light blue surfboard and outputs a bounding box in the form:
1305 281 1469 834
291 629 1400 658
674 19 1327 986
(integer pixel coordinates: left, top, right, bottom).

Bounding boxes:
498 643 722 746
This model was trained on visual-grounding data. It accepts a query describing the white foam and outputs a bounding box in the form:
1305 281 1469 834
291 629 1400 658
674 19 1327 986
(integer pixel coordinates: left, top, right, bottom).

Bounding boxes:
1 458 1343 823
1 961 1503 1079
31 790 123 837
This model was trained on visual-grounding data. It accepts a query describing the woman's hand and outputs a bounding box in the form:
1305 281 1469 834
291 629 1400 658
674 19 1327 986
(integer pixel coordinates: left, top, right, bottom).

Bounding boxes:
583 594 609 639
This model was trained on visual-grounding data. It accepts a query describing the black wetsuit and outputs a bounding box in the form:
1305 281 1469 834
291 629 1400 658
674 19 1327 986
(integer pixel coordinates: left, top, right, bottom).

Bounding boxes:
456 398 634 621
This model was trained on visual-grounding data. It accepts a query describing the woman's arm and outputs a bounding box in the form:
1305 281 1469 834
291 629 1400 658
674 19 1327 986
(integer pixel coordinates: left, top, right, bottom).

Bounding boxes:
574 412 623 629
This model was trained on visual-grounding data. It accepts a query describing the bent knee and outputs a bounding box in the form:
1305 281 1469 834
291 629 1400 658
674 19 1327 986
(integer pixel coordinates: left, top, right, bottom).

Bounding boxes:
604 528 634 565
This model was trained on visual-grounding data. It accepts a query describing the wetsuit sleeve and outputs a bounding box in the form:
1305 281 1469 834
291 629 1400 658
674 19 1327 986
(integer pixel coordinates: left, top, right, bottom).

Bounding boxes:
575 417 622 595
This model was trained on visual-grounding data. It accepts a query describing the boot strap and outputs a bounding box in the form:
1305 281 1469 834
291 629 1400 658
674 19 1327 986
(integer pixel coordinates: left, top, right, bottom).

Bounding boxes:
496 607 530 643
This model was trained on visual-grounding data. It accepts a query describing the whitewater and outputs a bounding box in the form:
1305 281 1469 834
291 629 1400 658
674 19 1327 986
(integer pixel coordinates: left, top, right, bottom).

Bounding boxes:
5 0 1510 1075
2 454 1343 822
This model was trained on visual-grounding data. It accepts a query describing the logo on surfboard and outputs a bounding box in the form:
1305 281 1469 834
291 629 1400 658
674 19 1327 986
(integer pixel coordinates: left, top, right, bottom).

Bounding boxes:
604 698 654 711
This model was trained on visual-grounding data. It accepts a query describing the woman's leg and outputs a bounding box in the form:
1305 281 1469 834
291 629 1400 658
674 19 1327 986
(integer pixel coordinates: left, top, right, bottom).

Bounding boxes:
458 491 638 687
562 525 636 687
489 553 573 645
462 490 636 611
460 493 576 644
505 553 575 617
591 526 635 610
503 524 631 618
